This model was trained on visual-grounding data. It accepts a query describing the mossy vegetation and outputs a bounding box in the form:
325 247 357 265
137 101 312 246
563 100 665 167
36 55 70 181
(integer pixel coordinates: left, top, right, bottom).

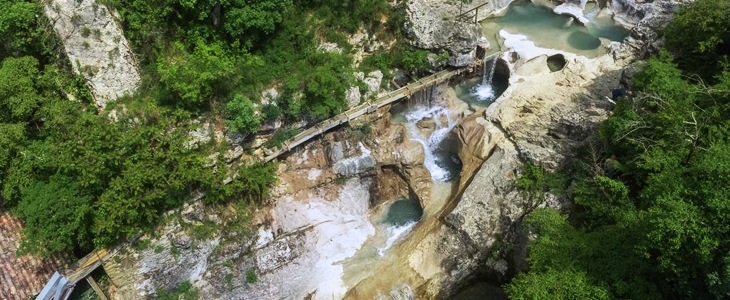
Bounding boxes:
154 280 199 300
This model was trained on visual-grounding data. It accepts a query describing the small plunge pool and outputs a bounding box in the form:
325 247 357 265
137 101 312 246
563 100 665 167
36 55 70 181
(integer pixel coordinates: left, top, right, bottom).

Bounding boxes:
376 197 423 256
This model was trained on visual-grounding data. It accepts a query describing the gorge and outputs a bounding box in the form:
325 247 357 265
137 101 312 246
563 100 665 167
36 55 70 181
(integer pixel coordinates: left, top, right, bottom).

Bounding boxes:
98 0 684 298
0 0 705 299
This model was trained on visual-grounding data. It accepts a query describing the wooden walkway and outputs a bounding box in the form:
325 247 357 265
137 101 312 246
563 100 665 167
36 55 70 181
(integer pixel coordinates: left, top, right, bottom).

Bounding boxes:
36 238 134 300
262 64 483 162
35 53 503 299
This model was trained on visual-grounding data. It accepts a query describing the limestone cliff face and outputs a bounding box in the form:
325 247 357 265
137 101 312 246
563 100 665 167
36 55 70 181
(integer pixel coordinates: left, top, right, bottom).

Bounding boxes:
405 0 487 67
44 0 140 108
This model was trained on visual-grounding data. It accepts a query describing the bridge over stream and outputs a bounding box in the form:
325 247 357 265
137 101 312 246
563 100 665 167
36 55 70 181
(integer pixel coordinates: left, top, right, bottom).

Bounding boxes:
35 51 502 300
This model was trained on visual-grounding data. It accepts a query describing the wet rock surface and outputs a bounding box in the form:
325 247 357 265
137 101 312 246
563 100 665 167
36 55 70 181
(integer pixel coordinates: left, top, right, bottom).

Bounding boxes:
554 0 590 24
611 0 697 60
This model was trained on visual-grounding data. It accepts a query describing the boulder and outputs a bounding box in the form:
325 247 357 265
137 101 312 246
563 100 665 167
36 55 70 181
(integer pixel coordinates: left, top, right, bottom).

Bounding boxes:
346 86 362 108
416 118 437 138
363 70 383 99
333 142 377 177
328 141 345 163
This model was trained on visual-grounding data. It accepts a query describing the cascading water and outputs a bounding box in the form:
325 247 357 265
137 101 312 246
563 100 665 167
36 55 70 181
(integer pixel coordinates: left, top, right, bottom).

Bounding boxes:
473 55 498 101
404 105 460 182
375 97 462 257
376 221 418 257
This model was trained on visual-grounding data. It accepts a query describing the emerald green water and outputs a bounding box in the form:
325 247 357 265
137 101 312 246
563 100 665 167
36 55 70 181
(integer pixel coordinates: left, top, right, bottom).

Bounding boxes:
482 0 629 57
383 197 423 226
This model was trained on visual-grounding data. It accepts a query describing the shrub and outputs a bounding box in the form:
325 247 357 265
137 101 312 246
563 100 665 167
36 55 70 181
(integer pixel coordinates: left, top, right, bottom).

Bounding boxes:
225 94 261 136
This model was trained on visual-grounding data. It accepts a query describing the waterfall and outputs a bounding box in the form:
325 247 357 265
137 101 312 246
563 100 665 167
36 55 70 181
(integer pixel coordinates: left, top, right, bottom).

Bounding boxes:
487 56 497 86
481 54 488 85
407 85 437 108
403 105 459 182
474 56 497 101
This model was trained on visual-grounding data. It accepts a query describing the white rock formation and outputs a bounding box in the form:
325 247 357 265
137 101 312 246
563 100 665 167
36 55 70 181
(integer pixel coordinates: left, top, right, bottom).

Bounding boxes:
44 0 141 108
363 70 383 99
405 0 483 67
346 86 362 107
257 179 375 299
333 142 377 177
553 0 590 24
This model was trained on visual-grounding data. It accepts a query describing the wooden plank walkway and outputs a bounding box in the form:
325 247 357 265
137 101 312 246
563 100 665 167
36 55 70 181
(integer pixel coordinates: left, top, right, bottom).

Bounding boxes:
262 63 486 162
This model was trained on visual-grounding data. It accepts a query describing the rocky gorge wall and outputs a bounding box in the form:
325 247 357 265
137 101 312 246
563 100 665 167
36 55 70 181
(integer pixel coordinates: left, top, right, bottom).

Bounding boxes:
406 0 697 296
102 107 438 299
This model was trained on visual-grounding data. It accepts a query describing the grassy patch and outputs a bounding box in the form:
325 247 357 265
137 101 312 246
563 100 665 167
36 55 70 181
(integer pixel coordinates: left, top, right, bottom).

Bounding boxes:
245 267 258 284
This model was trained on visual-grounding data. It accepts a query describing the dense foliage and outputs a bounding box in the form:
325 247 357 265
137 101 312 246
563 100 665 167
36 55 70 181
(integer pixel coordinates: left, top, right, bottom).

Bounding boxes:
506 1 730 297
155 280 199 300
0 0 279 256
104 0 406 128
664 0 729 84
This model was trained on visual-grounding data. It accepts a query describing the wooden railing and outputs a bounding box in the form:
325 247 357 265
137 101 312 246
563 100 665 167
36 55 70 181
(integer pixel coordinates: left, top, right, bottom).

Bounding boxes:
262 65 477 162
456 2 491 24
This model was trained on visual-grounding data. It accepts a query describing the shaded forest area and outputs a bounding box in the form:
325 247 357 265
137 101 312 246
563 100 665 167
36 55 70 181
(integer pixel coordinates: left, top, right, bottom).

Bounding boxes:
505 0 730 299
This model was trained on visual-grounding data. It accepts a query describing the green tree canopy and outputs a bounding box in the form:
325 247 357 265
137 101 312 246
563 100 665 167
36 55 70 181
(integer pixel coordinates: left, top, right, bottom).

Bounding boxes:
0 0 42 58
664 0 730 83
14 175 94 255
509 11 730 297
157 41 237 110
225 94 260 136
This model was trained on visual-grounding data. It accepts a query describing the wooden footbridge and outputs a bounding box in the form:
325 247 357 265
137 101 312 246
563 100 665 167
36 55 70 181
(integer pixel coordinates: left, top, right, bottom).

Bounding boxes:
35 52 502 300
262 64 482 162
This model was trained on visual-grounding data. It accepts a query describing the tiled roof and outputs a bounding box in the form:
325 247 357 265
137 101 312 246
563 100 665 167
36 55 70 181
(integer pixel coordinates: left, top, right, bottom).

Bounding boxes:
1 212 70 300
